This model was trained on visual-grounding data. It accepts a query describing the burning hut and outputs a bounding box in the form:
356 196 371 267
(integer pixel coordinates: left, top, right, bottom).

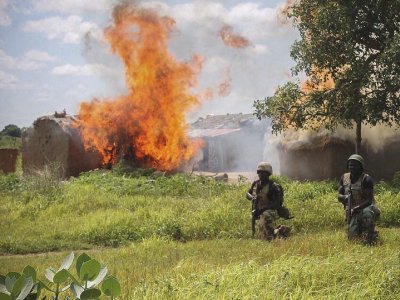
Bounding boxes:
279 135 354 180
189 113 268 172
362 136 400 181
0 148 19 174
279 133 400 181
22 115 102 178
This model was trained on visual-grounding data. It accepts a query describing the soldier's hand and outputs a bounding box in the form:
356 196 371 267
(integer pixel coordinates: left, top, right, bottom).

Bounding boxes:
351 206 361 214
246 192 254 200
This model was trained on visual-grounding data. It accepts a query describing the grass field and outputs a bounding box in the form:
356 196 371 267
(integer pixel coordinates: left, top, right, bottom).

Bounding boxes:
1 168 400 299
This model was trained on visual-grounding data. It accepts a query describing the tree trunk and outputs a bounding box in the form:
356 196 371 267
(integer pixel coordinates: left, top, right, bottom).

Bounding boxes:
355 118 362 154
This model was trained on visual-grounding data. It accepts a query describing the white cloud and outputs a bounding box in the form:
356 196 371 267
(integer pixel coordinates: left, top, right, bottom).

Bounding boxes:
24 50 56 62
228 3 276 23
143 1 285 40
0 70 19 89
170 2 227 24
0 49 56 70
0 0 11 26
51 63 117 77
31 0 116 14
22 15 103 44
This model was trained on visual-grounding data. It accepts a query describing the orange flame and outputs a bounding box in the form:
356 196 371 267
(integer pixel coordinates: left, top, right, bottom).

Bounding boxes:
77 4 203 171
219 25 251 48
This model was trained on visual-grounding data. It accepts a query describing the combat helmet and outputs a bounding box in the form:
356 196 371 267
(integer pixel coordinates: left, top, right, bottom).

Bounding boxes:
257 162 273 174
347 154 365 170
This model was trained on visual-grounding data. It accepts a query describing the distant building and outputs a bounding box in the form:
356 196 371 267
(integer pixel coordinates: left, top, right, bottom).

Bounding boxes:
188 113 269 172
0 148 18 174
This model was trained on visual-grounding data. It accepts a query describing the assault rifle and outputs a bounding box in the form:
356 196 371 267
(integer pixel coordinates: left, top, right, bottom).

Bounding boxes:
246 192 258 237
346 186 353 224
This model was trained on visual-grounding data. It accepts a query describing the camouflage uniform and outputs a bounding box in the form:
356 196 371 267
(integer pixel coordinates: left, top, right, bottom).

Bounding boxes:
249 179 284 241
340 172 380 242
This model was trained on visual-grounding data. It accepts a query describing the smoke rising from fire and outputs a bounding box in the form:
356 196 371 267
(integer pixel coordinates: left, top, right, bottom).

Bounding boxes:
77 3 204 171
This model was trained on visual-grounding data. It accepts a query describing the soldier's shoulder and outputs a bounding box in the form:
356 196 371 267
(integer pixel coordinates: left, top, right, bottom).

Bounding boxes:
270 180 283 191
362 173 374 187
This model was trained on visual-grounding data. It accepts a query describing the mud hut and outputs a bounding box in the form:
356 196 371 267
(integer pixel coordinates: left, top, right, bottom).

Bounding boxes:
189 113 268 172
279 135 354 181
279 133 400 181
22 115 101 178
362 136 400 181
0 148 19 174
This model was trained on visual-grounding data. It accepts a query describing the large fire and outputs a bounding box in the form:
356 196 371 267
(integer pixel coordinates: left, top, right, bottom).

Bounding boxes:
77 4 204 171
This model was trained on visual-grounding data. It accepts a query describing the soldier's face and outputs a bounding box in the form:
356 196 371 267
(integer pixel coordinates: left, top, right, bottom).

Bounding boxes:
257 170 270 181
348 160 362 175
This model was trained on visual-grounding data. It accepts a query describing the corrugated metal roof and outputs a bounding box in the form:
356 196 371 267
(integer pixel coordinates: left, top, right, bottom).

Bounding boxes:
190 113 256 129
188 128 241 138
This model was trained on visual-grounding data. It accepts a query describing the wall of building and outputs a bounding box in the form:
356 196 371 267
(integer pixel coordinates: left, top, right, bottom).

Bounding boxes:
0 148 18 174
22 116 101 178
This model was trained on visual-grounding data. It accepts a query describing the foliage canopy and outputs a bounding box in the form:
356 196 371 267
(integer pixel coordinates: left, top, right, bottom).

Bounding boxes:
1 124 21 138
254 0 400 152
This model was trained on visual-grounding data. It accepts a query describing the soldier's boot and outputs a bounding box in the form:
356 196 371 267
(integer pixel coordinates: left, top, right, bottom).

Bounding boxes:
274 225 291 239
365 229 378 246
266 226 275 241
364 223 378 246
363 216 378 246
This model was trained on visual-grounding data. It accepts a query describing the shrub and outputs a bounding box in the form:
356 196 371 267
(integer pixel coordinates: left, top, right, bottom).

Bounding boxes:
0 252 121 300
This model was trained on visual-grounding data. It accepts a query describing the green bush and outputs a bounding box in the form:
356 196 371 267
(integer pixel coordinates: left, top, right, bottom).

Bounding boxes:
0 252 120 300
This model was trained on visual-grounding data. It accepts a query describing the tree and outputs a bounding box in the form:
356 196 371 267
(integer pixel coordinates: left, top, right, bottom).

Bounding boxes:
1 124 21 138
254 0 400 153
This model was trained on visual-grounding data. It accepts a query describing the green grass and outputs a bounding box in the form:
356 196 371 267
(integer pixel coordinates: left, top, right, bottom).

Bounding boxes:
0 135 21 149
1 231 400 299
1 170 400 299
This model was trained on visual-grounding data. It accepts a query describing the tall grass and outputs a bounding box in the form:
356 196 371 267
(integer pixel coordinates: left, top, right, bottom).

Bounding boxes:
1 230 399 299
1 170 400 299
0 170 399 254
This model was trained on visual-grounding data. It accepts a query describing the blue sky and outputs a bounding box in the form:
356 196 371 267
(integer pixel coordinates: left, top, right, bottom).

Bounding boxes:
0 0 298 129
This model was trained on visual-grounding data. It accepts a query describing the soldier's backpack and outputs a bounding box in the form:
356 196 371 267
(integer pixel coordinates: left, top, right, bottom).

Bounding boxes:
269 181 292 219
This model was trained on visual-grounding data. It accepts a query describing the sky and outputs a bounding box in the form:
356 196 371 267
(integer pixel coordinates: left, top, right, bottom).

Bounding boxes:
0 0 299 130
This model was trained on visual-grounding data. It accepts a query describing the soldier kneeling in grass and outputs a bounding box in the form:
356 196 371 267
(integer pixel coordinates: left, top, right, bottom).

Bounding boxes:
246 162 292 241
338 154 381 245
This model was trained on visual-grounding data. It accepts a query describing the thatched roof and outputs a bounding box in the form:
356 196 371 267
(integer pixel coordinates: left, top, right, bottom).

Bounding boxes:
279 134 354 151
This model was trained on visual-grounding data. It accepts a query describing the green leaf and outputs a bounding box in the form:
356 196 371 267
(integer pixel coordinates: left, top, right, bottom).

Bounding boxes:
76 253 91 275
11 275 26 297
79 260 101 281
53 269 69 284
0 286 8 295
101 276 121 297
80 288 101 300
70 283 84 298
87 267 108 288
5 273 20 293
0 292 11 300
0 276 5 286
22 266 37 282
59 252 74 271
44 268 56 283
16 277 34 300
